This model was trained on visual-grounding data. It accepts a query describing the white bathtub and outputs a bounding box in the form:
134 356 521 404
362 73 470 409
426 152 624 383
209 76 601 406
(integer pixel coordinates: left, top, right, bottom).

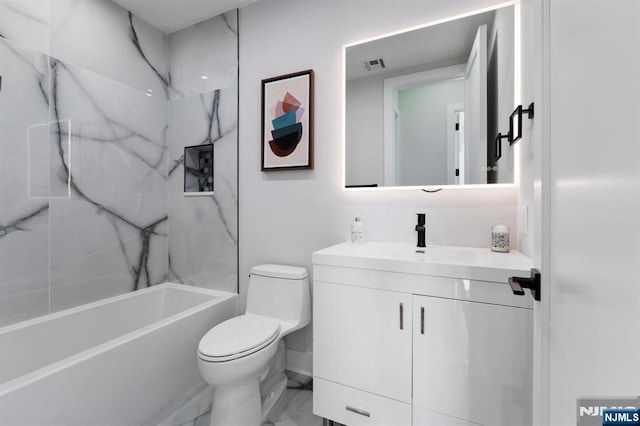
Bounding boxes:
0 283 238 425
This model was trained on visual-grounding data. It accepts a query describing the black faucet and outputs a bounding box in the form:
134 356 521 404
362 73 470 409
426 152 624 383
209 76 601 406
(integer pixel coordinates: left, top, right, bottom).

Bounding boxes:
415 213 426 248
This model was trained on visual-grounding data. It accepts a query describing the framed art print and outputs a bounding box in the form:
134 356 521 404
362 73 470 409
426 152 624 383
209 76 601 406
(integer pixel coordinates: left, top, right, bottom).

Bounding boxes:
261 69 314 171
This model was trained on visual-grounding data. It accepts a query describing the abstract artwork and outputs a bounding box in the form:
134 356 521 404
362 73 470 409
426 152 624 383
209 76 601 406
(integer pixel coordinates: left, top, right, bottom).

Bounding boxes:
261 70 314 170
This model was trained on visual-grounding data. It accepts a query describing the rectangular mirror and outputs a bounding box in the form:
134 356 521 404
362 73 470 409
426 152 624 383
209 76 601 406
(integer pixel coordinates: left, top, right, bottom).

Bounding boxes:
345 4 516 188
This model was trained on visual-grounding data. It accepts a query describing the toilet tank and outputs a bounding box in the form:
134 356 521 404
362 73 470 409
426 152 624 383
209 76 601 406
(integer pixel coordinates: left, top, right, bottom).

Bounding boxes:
246 264 310 333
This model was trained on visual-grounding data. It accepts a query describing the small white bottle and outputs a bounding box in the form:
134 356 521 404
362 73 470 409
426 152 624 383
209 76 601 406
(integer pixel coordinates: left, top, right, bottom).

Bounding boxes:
351 216 364 244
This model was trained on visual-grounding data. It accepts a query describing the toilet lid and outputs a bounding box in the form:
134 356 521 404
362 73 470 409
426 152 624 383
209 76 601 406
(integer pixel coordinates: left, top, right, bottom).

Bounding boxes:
198 314 280 361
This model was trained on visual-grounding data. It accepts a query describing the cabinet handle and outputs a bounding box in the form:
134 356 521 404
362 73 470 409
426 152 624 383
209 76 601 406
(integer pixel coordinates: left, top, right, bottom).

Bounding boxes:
399 303 404 330
421 306 425 334
346 405 371 418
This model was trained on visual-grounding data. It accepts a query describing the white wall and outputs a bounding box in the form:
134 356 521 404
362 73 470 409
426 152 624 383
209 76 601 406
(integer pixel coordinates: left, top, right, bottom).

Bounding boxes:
345 75 384 187
517 1 546 423
238 0 520 369
488 6 515 184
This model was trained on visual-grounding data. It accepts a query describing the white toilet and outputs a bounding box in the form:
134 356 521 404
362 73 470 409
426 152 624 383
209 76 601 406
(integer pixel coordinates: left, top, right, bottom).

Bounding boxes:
197 264 311 426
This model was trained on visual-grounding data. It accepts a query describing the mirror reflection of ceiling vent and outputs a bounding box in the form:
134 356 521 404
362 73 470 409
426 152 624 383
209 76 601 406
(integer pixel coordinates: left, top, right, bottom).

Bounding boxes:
364 58 386 71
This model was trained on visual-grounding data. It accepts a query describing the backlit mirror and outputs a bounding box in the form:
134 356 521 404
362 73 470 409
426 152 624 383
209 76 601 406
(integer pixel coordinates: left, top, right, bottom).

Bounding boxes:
345 4 516 188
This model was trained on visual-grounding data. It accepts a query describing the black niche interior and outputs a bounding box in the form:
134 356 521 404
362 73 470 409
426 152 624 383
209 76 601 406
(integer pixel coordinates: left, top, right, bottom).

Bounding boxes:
184 144 214 193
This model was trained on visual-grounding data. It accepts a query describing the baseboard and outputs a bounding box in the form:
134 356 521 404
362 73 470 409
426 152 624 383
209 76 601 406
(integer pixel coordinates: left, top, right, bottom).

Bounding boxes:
286 348 313 377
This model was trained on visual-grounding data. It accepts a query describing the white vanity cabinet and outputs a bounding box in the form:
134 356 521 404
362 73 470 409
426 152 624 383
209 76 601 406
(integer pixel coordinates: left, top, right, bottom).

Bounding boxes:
412 294 533 425
312 242 534 426
314 282 412 403
314 282 413 425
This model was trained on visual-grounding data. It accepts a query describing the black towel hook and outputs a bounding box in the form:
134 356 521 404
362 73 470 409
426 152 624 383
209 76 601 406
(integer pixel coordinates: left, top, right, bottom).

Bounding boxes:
494 132 510 161
509 102 535 144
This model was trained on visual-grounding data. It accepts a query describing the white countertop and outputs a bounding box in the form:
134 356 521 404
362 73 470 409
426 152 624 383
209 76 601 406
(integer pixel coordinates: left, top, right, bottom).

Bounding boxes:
312 241 534 284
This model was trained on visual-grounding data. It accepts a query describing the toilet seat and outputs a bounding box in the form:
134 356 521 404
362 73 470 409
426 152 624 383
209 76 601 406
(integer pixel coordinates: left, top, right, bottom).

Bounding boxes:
198 314 280 362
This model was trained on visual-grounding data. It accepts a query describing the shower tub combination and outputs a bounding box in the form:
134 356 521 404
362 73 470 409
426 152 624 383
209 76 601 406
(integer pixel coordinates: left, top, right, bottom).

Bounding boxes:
0 283 238 425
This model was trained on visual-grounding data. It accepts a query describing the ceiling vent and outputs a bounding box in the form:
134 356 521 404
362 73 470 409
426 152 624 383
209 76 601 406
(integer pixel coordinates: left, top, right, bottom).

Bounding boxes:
364 58 386 71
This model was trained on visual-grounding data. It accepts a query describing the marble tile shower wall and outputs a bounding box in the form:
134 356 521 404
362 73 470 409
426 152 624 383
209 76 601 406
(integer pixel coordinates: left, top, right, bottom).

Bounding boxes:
0 38 51 325
167 12 238 293
0 0 238 326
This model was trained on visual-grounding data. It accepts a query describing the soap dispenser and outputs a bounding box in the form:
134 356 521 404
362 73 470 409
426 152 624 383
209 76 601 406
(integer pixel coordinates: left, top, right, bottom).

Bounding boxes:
351 216 364 244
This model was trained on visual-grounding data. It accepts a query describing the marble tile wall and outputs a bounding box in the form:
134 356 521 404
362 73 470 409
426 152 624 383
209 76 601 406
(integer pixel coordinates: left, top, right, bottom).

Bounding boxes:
47 59 169 312
0 38 51 325
50 0 170 99
0 0 50 54
167 11 238 293
0 1 238 325
169 12 238 101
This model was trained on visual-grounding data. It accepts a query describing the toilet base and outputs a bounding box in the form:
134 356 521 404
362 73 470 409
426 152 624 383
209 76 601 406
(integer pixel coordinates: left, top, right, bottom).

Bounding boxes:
206 341 287 426
207 371 286 426
261 374 287 421
260 340 286 420
209 376 261 426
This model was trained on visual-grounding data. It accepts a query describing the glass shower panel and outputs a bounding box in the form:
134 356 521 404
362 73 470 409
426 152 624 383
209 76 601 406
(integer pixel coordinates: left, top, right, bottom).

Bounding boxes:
0 39 51 326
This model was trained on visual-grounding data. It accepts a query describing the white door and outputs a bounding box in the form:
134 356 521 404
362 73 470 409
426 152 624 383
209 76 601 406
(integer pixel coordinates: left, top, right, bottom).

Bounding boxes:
455 111 465 185
394 107 401 185
464 24 487 185
383 88 400 186
531 1 640 424
446 105 464 185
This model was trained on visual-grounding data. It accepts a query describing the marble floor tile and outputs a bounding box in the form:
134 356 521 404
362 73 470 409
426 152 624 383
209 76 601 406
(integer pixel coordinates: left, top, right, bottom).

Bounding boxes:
264 371 323 426
262 389 322 426
167 372 325 426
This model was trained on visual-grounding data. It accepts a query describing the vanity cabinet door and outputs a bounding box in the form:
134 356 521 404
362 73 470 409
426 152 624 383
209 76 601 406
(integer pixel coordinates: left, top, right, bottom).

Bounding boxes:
412 295 533 426
313 281 413 403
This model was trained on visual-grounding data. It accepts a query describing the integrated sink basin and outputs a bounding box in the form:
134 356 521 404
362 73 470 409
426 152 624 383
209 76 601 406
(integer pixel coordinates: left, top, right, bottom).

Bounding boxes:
312 241 533 283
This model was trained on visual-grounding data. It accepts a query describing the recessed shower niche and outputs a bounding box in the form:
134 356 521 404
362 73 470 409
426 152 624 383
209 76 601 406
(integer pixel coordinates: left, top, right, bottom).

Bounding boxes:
184 144 214 195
